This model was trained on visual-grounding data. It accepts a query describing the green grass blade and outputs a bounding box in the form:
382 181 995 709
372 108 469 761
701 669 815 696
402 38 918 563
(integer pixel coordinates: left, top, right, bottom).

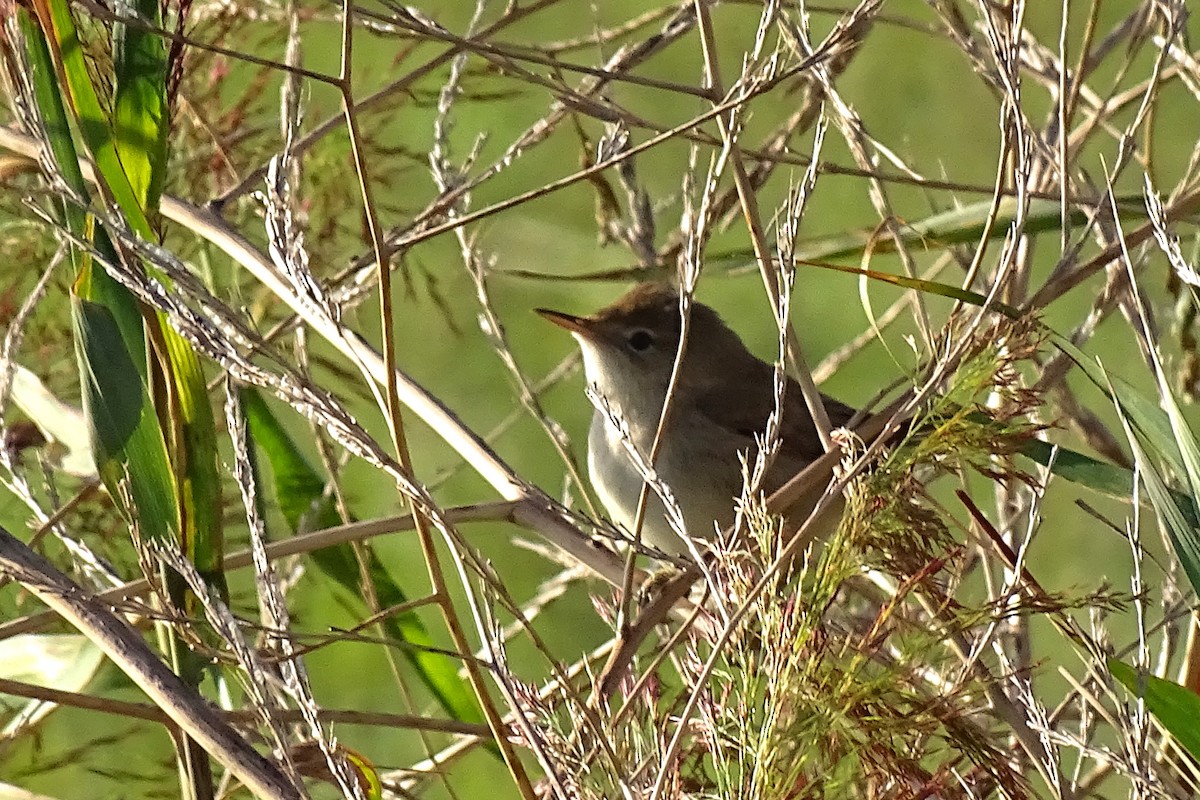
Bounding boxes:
1018 417 1200 532
21 11 148 365
1017 439 1135 501
1048 333 1187 482
801 261 1190 507
112 0 168 212
162 328 225 591
1098 359 1200 594
710 196 1145 266
1131 438 1200 592
24 6 157 395
30 0 224 596
1138 303 1200 529
1126 280 1200 595
19 10 86 225
71 266 177 542
817 256 1200 641
1109 659 1200 760
31 0 154 240
238 389 335 534
805 261 1022 317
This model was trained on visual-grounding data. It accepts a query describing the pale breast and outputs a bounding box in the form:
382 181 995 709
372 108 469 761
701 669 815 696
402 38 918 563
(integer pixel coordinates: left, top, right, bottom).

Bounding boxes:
587 409 759 555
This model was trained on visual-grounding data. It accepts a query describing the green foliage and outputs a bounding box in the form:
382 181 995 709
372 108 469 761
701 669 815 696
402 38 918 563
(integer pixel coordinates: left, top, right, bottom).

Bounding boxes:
1109 659 1200 761
241 389 486 729
770 196 1146 267
22 2 224 794
1051 330 1200 594
112 0 170 213
70 279 178 541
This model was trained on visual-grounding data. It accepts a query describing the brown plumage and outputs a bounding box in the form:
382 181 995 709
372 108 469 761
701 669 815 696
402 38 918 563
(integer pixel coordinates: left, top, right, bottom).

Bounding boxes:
538 283 854 554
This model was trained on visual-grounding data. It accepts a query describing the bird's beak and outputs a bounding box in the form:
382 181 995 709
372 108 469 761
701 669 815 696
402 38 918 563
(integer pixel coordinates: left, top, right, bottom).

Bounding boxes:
535 308 599 340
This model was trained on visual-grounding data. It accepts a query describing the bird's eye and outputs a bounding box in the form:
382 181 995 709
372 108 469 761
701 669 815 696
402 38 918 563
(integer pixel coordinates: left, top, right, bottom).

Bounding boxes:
627 329 654 352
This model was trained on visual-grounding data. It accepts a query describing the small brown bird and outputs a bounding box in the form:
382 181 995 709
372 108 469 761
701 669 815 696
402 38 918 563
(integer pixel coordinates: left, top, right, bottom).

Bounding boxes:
538 283 855 555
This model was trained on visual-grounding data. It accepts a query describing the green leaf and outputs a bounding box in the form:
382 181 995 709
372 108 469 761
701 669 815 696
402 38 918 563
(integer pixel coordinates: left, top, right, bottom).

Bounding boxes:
31 0 224 598
1138 305 1200 592
800 262 1195 519
1017 439 1133 502
810 262 1021 317
707 196 1145 267
19 10 86 227
817 257 1200 637
1109 659 1200 760
21 11 145 358
162 327 225 592
23 8 150 378
1126 430 1200 592
240 389 486 730
71 273 177 542
32 0 154 240
238 390 331 533
1047 333 1187 479
1049 335 1200 592
112 0 169 212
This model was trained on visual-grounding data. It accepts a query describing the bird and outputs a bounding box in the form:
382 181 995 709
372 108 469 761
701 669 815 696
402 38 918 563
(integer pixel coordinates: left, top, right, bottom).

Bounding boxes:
537 283 856 557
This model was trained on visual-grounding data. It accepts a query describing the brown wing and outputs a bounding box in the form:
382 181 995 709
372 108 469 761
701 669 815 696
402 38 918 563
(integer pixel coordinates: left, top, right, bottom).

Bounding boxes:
691 355 857 465
778 376 857 463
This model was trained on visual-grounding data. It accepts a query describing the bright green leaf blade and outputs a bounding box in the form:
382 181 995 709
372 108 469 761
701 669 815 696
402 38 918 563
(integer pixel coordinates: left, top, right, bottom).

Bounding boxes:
112 0 168 212
241 390 485 729
1109 659 1200 760
1102 364 1200 595
805 262 1192 513
1131 439 1200 593
1017 438 1132 501
342 749 383 800
20 10 145 365
1139 318 1200 525
1122 289 1200 594
19 9 86 229
71 272 177 542
1047 332 1186 479
1018 422 1200 538
239 390 330 532
34 0 224 595
1054 339 1200 594
33 0 154 240
804 261 1023 317
25 5 149 378
866 257 1200 595
74 231 152 375
162 326 225 592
